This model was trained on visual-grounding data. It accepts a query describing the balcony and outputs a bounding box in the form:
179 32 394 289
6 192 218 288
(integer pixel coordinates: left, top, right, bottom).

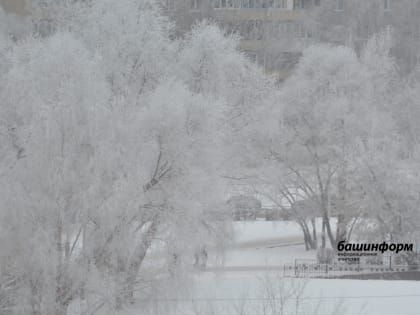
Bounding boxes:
211 8 300 21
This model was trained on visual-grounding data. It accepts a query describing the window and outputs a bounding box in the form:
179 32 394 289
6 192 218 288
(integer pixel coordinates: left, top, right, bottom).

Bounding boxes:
265 0 275 8
217 0 242 8
281 52 301 70
217 0 290 8
240 20 263 39
294 0 304 9
296 24 309 37
277 22 287 37
284 22 293 37
191 0 200 10
166 0 175 10
335 0 344 11
35 19 55 37
383 0 391 11
246 52 258 63
271 0 288 8
242 0 255 8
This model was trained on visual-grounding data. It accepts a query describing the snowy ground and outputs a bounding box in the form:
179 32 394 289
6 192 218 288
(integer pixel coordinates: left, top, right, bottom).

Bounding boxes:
207 220 323 268
132 220 420 315
187 272 420 315
232 220 309 244
198 220 420 315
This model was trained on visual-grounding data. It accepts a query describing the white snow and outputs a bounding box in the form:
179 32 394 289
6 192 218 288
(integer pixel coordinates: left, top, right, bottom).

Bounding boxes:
233 219 336 245
198 219 420 315
108 219 420 315
233 220 305 243
189 272 420 315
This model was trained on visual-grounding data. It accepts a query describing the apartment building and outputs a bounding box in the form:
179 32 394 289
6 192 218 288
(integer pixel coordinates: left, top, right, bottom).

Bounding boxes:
162 0 320 79
0 0 314 79
173 0 420 78
0 0 59 36
0 0 27 15
2 0 418 77
0 0 360 79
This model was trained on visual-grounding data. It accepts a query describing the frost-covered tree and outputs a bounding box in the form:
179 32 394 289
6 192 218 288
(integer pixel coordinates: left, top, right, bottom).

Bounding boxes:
301 0 420 74
354 33 420 250
277 43 369 249
393 69 420 158
0 32 110 315
255 31 399 250
177 21 275 130
0 1 277 313
70 0 175 98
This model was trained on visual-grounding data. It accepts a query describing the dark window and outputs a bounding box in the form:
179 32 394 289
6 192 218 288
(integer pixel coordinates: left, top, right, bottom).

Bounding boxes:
166 0 175 10
294 0 305 9
191 0 200 10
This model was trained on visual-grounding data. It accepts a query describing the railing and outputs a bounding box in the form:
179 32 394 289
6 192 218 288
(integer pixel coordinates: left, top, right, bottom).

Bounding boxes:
283 259 420 278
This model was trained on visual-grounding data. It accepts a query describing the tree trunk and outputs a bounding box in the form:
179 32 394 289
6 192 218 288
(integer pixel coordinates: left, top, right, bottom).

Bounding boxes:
299 220 316 250
336 214 347 244
115 255 129 309
303 232 310 250
124 219 157 304
321 218 326 249
323 213 336 249
311 218 317 249
55 216 70 315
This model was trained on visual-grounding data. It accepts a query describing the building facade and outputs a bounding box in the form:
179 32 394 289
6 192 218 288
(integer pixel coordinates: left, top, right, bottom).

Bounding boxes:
163 0 420 78
162 0 320 80
0 0 27 15
2 0 419 78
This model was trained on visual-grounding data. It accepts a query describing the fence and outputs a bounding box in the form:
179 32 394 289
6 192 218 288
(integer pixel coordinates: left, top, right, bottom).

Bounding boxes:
283 258 420 278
